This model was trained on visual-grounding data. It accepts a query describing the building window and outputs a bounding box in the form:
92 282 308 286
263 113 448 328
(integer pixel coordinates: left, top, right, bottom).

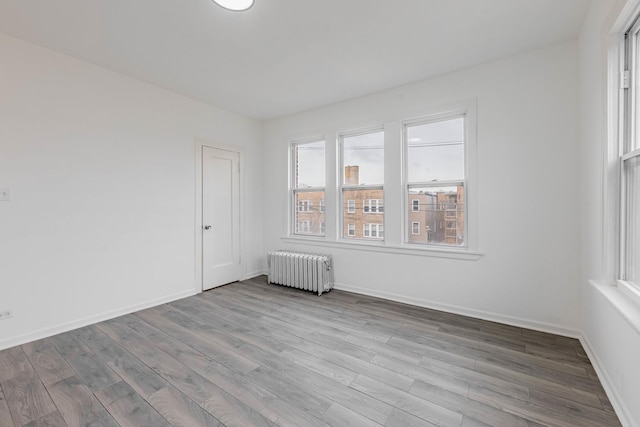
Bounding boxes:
296 221 311 234
363 199 383 213
405 115 466 246
621 22 640 289
363 223 384 239
291 139 325 237
298 200 312 212
412 222 420 235
347 199 355 213
341 129 384 240
320 222 326 234
347 223 355 236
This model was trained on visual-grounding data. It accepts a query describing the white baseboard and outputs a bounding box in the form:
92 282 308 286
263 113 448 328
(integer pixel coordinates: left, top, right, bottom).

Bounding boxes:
0 288 197 351
333 282 581 338
244 270 267 280
579 334 637 427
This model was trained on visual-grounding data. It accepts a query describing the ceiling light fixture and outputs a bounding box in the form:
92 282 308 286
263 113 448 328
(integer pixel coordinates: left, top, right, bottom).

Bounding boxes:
212 0 254 11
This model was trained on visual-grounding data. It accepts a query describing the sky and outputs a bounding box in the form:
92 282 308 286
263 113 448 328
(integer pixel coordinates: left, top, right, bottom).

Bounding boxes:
295 116 464 188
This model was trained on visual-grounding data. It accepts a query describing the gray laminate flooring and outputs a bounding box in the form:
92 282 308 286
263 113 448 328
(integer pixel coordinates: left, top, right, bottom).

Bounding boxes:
0 276 622 426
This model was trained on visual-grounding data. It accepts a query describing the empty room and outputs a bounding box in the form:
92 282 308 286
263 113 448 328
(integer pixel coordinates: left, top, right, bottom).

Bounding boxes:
1 0 639 426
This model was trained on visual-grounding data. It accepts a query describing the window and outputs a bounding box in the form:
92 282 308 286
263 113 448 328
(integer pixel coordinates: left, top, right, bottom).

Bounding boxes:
292 139 325 237
412 222 420 235
287 102 477 258
363 223 384 239
341 130 384 240
298 200 312 212
405 115 465 246
296 221 311 233
621 22 640 289
363 199 383 213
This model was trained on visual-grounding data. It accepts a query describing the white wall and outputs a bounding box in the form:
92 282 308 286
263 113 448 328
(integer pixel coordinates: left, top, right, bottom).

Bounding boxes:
578 1 640 426
0 33 264 349
263 42 582 334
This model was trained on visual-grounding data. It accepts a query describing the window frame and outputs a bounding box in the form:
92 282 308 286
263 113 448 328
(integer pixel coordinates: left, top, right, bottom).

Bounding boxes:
285 100 479 260
619 17 640 292
290 138 326 238
339 127 385 243
403 111 470 248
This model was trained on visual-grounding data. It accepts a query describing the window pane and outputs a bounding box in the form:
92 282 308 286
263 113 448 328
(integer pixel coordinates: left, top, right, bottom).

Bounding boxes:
412 222 420 235
294 140 325 188
625 156 640 285
343 131 384 185
407 118 464 182
407 185 464 246
342 188 384 240
294 190 325 236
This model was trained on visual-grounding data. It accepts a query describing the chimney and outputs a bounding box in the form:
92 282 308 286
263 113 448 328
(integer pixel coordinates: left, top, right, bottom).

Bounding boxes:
345 165 359 185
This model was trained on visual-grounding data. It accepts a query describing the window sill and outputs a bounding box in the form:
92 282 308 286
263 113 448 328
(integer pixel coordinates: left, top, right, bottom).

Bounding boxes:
618 280 640 307
281 236 483 260
589 279 640 336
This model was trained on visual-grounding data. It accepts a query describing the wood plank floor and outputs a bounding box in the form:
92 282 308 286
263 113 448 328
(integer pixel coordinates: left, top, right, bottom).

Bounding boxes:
0 276 621 426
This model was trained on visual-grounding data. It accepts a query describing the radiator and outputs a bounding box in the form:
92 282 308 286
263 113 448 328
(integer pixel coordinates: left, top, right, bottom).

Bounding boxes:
267 250 334 295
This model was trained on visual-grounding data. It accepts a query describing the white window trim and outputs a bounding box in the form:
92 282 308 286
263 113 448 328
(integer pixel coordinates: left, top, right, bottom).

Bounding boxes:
599 0 640 329
347 199 355 213
282 235 482 260
412 199 419 212
347 223 355 236
290 138 326 238
286 100 480 259
401 103 477 251
339 127 385 243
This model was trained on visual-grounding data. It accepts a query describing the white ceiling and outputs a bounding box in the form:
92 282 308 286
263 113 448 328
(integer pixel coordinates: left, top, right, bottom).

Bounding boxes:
0 0 591 120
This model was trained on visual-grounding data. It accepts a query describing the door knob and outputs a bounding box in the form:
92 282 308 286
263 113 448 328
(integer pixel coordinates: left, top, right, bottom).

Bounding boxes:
204 225 212 230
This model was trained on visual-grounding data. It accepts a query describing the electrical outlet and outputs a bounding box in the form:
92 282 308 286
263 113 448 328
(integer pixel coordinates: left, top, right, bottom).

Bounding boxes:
0 309 13 320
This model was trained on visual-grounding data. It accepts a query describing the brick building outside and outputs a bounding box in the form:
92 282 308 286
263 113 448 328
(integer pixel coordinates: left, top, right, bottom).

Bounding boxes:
295 166 464 246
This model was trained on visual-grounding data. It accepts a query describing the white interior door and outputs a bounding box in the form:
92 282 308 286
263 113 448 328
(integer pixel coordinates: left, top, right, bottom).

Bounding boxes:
202 146 241 290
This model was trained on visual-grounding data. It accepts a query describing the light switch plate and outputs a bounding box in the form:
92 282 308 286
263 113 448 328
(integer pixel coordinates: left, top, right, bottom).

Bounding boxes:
0 188 11 201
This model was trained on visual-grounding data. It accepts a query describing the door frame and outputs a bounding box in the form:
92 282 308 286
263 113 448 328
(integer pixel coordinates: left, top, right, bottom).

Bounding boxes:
194 139 245 293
